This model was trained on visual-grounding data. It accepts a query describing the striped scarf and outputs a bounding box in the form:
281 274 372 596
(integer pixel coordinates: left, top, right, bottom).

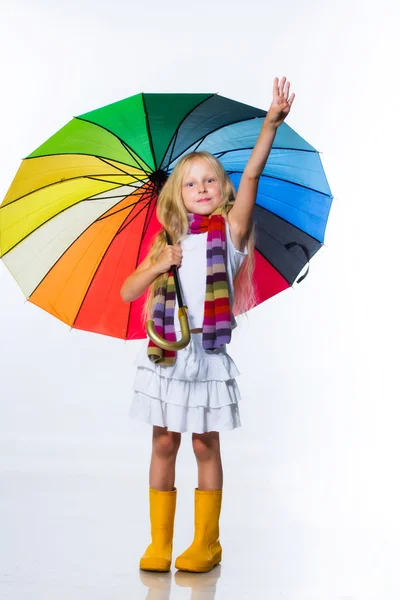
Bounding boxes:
147 209 231 365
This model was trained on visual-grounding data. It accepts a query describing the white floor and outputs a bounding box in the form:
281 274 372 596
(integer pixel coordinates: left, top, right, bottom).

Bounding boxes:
1 428 398 600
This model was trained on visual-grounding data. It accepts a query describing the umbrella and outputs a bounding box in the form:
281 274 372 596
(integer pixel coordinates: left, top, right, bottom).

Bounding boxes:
0 92 333 340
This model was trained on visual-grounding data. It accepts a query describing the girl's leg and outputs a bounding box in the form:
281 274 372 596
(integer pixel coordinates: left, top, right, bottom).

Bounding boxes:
192 431 223 490
140 426 181 572
174 431 223 572
149 425 181 490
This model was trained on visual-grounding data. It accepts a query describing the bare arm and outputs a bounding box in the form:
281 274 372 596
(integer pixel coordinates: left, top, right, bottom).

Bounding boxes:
227 76 295 248
120 244 183 302
227 122 277 248
120 255 162 303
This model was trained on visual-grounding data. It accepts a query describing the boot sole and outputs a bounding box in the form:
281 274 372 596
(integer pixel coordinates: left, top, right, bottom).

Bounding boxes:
175 552 222 573
140 559 171 572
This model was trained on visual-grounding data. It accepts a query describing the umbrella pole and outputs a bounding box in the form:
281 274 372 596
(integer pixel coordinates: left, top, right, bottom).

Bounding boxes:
146 231 191 350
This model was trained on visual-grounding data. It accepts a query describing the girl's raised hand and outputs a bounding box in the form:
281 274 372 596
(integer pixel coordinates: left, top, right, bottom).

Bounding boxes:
265 76 295 128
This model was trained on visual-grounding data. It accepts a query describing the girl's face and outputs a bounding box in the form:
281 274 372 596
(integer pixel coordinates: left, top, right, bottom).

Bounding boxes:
181 158 223 215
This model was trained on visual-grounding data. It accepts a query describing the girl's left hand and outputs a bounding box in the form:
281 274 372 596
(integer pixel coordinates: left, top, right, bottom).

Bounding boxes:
265 76 295 128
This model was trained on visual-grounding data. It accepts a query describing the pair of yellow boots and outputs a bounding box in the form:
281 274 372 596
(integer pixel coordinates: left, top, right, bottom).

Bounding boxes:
139 487 222 573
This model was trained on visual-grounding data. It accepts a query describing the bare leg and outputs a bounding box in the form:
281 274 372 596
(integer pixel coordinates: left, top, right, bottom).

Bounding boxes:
149 426 181 491
192 431 223 490
174 431 223 572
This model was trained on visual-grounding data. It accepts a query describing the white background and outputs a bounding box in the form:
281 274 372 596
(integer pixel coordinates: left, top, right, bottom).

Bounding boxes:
1 0 399 598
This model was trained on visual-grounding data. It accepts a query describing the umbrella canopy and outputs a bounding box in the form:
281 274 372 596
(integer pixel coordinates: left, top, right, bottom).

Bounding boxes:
0 93 333 340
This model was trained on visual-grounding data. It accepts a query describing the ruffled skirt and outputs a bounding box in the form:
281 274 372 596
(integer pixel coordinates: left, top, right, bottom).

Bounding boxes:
129 333 242 433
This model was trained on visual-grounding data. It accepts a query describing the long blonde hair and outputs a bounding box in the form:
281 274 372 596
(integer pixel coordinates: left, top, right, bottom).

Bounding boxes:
141 151 257 326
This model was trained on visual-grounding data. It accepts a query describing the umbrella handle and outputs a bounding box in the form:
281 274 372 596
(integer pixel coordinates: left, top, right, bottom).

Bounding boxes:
146 306 191 350
146 229 191 350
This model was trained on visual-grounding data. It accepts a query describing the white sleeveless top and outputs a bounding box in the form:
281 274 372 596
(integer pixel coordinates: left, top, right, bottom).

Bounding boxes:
173 220 248 333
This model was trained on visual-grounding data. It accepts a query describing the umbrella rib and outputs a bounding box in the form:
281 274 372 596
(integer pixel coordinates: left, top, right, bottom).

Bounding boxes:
23 150 153 176
253 206 323 245
15 189 154 305
159 94 216 169
255 240 318 287
95 185 154 223
85 175 148 187
85 192 139 201
0 167 149 209
125 186 159 340
226 170 333 199
0 183 151 258
165 131 207 172
97 156 150 178
92 185 151 207
120 139 153 173
75 116 154 173
115 187 156 235
141 94 158 171
165 134 208 174
98 184 154 228
192 136 207 152
165 130 179 171
214 145 317 159
254 247 293 286
164 114 266 168
141 186 158 243
71 191 156 331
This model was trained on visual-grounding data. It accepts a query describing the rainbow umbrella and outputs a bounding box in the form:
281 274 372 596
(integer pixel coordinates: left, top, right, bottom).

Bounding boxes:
0 93 333 340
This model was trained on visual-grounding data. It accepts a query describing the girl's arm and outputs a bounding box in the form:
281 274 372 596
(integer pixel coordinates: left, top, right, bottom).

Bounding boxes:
227 76 295 248
120 254 161 302
120 244 183 302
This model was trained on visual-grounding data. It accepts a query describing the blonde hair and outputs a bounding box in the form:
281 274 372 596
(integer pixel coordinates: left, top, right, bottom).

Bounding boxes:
141 151 257 326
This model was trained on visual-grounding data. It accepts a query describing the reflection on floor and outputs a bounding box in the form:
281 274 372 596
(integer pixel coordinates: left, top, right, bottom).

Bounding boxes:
139 567 221 600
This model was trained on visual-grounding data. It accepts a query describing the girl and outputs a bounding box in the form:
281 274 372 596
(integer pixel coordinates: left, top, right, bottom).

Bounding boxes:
121 76 295 573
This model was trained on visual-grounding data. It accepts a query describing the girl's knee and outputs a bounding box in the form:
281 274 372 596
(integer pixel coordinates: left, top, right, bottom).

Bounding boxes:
192 432 220 461
152 427 181 458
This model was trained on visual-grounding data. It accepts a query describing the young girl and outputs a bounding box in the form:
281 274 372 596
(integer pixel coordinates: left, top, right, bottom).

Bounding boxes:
121 76 295 573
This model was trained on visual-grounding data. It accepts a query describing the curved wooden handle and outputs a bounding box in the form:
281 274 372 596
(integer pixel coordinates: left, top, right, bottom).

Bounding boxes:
146 306 191 350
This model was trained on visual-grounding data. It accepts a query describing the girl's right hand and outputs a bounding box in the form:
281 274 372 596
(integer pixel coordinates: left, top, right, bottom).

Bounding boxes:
154 244 183 274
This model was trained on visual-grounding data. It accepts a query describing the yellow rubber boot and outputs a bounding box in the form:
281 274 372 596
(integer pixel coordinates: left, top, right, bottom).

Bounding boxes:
140 487 177 572
175 488 222 573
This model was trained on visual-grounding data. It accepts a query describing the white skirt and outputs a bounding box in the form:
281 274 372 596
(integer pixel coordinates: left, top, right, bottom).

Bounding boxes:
129 333 242 433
